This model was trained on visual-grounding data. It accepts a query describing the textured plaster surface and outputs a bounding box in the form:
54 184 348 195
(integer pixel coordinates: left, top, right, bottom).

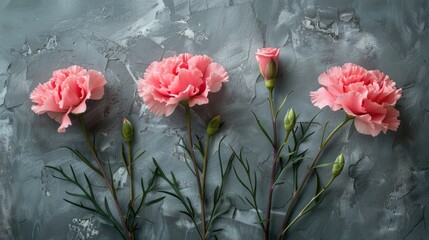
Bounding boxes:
0 0 428 239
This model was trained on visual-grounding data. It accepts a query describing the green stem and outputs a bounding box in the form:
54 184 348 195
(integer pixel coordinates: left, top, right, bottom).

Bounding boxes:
77 115 131 240
278 115 352 240
321 115 353 148
201 136 211 200
281 177 335 235
127 142 134 205
264 88 279 240
184 104 207 240
127 142 135 240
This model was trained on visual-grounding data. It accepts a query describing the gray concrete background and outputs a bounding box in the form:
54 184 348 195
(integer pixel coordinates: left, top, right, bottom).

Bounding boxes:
0 0 428 239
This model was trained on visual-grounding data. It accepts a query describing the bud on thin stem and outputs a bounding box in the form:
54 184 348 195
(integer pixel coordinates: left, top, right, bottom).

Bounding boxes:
284 108 296 133
332 154 345 179
265 59 278 80
206 115 221 137
121 118 134 143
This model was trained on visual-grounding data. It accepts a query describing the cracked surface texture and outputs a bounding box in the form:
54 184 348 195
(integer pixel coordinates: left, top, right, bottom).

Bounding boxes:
1 0 428 239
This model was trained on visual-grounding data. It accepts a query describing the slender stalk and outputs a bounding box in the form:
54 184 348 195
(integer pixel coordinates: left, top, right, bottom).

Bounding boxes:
127 142 134 207
184 104 207 240
127 142 135 240
264 88 279 240
77 115 131 240
281 177 335 235
278 115 352 239
201 136 211 199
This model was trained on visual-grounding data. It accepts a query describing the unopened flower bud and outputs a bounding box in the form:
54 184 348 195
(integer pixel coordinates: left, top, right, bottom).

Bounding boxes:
121 118 134 143
284 108 296 133
332 154 345 179
206 115 221 137
265 59 278 80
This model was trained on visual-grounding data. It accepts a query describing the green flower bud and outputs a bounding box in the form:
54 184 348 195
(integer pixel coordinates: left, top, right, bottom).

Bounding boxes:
206 115 221 137
265 79 275 90
284 108 296 133
332 154 345 179
265 58 278 80
121 118 134 143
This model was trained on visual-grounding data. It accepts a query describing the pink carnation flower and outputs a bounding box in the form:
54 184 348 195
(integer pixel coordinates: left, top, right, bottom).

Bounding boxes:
30 65 107 133
310 63 402 137
255 48 280 80
138 53 229 116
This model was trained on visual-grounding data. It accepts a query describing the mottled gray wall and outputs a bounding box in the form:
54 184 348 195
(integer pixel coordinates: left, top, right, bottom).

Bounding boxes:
1 0 428 239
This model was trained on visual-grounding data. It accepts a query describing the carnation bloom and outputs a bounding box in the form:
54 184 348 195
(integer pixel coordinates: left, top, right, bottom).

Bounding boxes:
30 65 107 132
138 53 229 116
310 63 402 137
255 48 280 80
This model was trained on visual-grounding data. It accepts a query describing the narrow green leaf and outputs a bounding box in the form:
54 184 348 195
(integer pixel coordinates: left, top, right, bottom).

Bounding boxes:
251 112 274 146
120 144 129 170
145 197 165 206
320 122 329 148
313 162 334 169
275 90 294 118
65 191 88 199
64 199 97 212
133 150 146 162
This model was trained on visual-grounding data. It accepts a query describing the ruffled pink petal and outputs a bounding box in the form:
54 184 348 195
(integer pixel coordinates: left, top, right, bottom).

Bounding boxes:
168 68 203 95
167 85 197 105
382 107 400 132
59 76 82 109
87 70 107 100
341 63 369 85
71 100 87 114
335 92 365 116
30 83 64 114
189 87 209 107
188 55 213 73
68 65 86 75
30 84 50 105
204 62 229 93
31 92 64 114
354 114 382 137
310 87 338 110
137 54 228 116
362 100 386 124
52 109 72 133
141 89 171 116
318 66 342 87
178 53 193 63
30 65 106 132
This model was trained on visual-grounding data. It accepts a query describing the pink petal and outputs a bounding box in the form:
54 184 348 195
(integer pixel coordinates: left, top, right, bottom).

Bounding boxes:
49 110 72 133
189 87 209 107
167 85 197 105
141 89 171 116
204 62 229 93
188 55 213 73
318 66 342 87
59 76 82 109
382 107 400 132
30 84 63 114
87 70 107 100
335 92 365 116
354 114 382 137
71 100 87 114
310 87 338 110
168 68 203 95
362 100 386 124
